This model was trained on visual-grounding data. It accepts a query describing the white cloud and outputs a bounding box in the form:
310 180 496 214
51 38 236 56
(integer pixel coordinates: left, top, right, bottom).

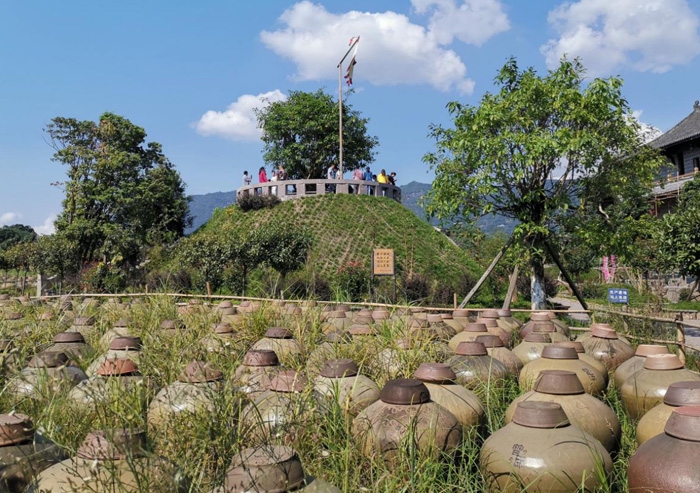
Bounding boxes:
33 214 56 236
0 212 21 226
631 110 663 144
194 90 287 141
541 0 700 76
260 1 510 94
411 0 510 46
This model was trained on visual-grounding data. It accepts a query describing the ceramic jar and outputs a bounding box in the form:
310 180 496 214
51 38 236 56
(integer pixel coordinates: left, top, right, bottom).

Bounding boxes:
200 323 236 354
306 331 353 376
28 429 189 492
251 327 302 365
448 323 490 351
234 349 283 400
475 317 511 347
313 359 380 416
67 316 96 337
352 378 462 463
324 311 352 332
451 309 474 330
637 381 700 445
474 335 523 376
576 323 630 345
522 320 569 343
578 325 634 372
520 312 568 339
512 333 552 364
0 413 67 492
86 336 143 377
8 351 87 399
628 406 700 491
505 370 621 454
69 358 150 407
240 370 309 444
375 337 451 379
425 314 457 340
620 354 700 419
160 319 187 336
552 341 608 376
413 363 485 432
211 445 340 493
445 342 509 390
613 344 670 388
519 346 607 396
480 401 612 492
148 361 226 430
479 309 515 335
497 308 522 331
98 318 133 348
45 331 93 360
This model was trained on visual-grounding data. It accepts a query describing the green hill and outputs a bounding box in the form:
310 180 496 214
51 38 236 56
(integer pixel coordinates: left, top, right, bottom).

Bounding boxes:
199 193 479 287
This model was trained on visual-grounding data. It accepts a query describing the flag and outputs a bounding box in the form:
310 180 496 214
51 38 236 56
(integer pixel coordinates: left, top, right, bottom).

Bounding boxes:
344 37 360 86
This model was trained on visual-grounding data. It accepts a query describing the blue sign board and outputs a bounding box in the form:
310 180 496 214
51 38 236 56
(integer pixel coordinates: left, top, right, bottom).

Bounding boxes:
607 288 629 304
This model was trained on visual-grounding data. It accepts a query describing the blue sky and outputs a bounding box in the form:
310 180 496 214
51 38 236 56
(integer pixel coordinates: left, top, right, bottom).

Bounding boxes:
1 0 699 233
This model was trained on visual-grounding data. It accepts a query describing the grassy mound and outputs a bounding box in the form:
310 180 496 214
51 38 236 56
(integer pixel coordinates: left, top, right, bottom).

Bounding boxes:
199 194 479 286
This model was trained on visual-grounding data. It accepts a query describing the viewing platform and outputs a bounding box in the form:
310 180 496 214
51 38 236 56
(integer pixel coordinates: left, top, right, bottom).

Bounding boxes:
237 179 402 203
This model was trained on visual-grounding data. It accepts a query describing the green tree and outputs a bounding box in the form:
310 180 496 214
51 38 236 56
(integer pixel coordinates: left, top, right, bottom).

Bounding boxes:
258 224 313 293
424 57 662 309
658 179 700 299
178 234 231 292
256 89 379 179
0 225 36 251
45 112 191 267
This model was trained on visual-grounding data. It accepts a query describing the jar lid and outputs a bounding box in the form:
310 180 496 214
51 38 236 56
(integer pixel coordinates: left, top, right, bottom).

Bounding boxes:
113 318 131 328
523 333 551 343
38 311 54 321
380 378 431 405
441 313 453 320
530 312 551 322
464 322 488 333
533 370 585 395
97 358 139 376
325 330 352 344
644 354 684 370
372 310 390 320
76 429 146 460
326 310 346 319
264 327 293 339
109 336 142 351
512 401 570 429
664 381 700 407
474 334 504 348
409 307 425 313
320 359 358 378
160 319 185 330
269 370 307 393
179 361 223 383
243 350 279 367
635 344 669 357
353 315 374 325
497 309 512 317
481 309 500 319
348 324 374 336
224 445 306 492
218 301 233 309
476 318 498 328
409 318 429 329
220 308 237 316
453 309 470 318
414 363 456 384
28 351 68 368
0 414 34 446
213 323 234 335
395 337 415 350
52 332 85 344
285 305 302 316
426 314 443 323
456 341 487 356
590 326 619 339
532 321 556 333
72 316 95 326
337 305 351 312
541 346 578 360
590 323 613 331
553 341 585 353
665 406 700 442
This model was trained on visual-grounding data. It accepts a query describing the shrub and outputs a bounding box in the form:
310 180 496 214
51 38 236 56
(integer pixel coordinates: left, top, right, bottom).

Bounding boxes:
333 261 370 302
237 194 281 212
402 272 431 303
431 282 456 307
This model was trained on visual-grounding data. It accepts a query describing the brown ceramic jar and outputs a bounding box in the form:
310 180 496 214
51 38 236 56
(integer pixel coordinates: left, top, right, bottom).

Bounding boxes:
306 331 353 377
67 316 96 337
413 363 485 432
45 331 93 360
448 323 490 351
0 414 67 492
450 309 474 331
613 344 670 388
211 445 341 493
375 337 452 379
324 310 352 331
475 317 512 347
552 341 608 375
98 319 133 348
620 354 700 419
628 406 700 491
505 370 621 454
520 312 569 339
352 379 462 463
445 342 509 390
160 319 187 337
313 359 380 417
251 327 302 365
576 323 631 345
474 335 523 376
512 332 552 364
69 358 151 407
637 381 700 445
481 401 612 492
425 314 457 340
578 325 634 372
28 429 189 492
497 308 522 331
8 351 87 399
86 336 143 377
200 323 237 354
234 349 283 400
519 345 607 396
522 320 569 343
480 309 516 335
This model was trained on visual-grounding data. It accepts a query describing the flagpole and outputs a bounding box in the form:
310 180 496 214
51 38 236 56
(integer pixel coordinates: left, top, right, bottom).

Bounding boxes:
337 37 360 177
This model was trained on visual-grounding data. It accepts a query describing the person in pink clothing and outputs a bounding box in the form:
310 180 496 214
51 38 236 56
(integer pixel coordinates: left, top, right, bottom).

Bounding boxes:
258 167 268 183
351 167 364 193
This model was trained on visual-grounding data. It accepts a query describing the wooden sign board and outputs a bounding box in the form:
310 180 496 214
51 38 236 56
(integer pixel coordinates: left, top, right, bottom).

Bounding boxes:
372 249 395 276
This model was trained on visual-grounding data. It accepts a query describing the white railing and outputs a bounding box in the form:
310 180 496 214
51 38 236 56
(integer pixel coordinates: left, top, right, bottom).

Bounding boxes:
237 179 402 203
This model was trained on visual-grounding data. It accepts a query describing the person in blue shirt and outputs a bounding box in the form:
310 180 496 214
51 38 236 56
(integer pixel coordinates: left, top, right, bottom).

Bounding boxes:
363 166 373 195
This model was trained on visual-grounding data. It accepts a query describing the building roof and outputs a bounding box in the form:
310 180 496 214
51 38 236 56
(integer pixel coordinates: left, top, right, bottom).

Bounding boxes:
651 101 700 150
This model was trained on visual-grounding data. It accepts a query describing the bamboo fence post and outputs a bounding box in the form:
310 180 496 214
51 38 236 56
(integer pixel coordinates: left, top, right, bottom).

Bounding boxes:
676 313 686 365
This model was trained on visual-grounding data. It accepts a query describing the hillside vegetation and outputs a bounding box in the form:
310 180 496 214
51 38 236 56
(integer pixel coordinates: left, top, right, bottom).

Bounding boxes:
199 193 479 287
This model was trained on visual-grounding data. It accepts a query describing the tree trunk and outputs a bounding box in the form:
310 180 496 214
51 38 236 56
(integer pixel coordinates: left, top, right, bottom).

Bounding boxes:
530 257 547 310
687 277 698 301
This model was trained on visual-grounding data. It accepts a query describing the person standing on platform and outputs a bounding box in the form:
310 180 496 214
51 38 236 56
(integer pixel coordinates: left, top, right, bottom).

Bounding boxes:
363 166 373 195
